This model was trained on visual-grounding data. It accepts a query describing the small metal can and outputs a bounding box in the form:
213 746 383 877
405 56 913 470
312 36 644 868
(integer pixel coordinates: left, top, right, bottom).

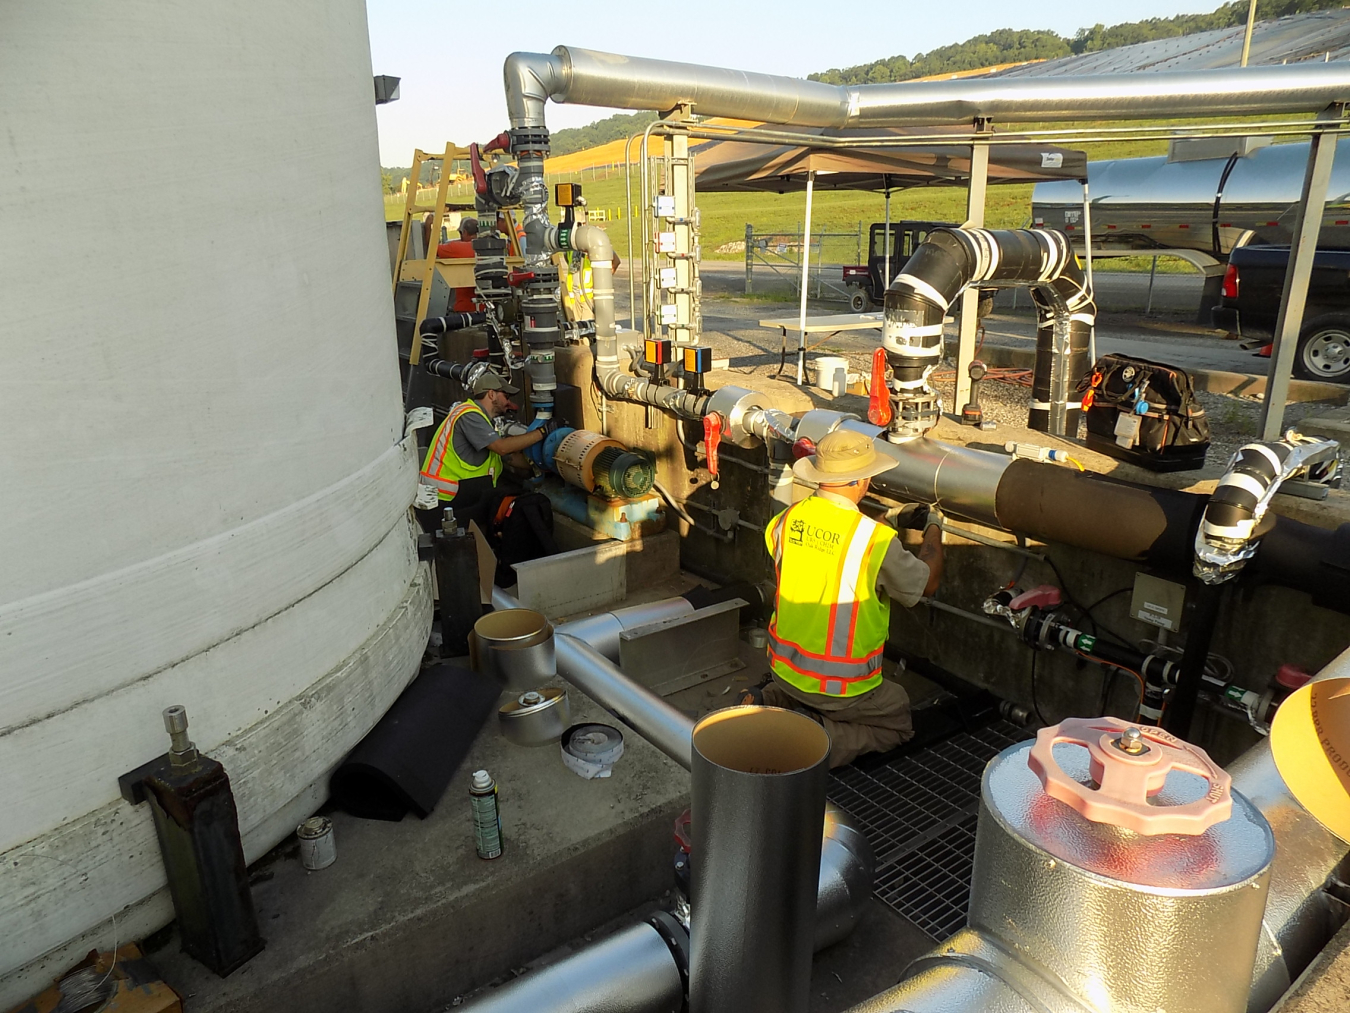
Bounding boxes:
296 816 337 871
470 769 503 860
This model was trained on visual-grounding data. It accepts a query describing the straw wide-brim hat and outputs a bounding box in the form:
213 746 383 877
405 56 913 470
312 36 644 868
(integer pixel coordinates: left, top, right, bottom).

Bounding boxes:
792 429 894 485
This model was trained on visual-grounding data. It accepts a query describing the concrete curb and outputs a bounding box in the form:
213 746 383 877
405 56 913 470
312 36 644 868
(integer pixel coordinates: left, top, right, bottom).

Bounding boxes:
951 340 1348 405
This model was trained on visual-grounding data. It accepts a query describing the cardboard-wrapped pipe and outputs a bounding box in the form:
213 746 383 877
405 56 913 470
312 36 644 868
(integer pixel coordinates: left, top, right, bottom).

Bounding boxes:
994 457 1207 565
689 706 830 1013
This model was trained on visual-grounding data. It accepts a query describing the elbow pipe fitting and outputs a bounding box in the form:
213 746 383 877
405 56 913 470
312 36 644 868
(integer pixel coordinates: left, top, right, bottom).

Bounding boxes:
884 228 1092 439
503 51 568 130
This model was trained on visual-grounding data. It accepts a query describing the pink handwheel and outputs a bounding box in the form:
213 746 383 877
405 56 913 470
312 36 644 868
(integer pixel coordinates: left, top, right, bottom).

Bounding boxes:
1026 716 1233 836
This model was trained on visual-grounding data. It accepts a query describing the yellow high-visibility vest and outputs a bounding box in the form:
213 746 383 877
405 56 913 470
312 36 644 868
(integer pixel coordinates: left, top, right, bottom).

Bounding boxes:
556 253 595 322
420 400 501 503
764 495 896 697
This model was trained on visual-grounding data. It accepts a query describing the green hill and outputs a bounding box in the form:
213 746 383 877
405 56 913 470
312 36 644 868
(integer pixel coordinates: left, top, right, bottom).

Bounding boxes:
810 0 1348 85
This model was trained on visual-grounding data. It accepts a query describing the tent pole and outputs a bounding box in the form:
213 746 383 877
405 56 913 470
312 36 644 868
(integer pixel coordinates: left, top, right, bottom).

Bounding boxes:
797 170 816 385
883 186 891 296
955 136 990 412
1260 108 1340 439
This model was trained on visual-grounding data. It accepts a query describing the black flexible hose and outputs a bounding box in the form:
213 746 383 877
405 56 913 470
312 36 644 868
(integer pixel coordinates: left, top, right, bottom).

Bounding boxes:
419 311 487 335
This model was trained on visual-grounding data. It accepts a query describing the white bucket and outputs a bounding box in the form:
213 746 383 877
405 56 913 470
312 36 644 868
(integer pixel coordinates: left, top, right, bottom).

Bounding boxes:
812 356 850 396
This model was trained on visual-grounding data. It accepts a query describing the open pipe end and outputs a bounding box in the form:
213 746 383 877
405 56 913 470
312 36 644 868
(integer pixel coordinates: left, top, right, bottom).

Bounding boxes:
693 705 830 775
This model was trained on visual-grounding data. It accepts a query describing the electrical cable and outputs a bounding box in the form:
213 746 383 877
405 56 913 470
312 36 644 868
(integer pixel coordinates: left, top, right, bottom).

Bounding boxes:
1040 554 1135 649
1029 650 1048 726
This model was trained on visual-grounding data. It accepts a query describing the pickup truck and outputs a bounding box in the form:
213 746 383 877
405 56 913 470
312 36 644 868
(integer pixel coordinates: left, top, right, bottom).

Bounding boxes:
1211 245 1350 382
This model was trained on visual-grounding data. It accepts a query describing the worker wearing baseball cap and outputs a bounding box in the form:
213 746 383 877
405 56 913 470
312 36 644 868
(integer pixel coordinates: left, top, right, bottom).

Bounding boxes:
420 369 559 525
757 428 944 767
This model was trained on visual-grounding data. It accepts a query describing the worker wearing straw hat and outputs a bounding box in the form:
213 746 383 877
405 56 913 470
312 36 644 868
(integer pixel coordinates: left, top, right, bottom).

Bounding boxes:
757 428 944 767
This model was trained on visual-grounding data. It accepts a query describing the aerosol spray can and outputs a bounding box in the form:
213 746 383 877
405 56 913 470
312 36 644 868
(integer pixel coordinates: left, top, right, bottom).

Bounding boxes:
470 769 502 860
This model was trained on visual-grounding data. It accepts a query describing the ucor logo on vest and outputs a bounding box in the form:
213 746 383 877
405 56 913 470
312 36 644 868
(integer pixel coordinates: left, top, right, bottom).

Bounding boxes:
788 517 843 553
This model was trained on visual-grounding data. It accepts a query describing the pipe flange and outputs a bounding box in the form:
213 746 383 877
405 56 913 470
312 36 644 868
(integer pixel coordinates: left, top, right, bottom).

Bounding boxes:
705 386 765 449
645 909 691 1000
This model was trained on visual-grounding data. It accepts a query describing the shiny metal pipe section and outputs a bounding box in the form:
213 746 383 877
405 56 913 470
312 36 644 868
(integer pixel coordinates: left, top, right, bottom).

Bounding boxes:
793 410 1010 528
839 730 1349 1013
457 805 874 1013
1234 743 1350 1012
492 588 695 767
555 598 695 662
690 707 830 1013
504 48 1350 130
815 802 876 951
458 920 684 1013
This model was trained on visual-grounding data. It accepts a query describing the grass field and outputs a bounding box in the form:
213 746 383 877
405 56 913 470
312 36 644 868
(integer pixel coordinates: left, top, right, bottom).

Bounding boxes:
385 114 1304 274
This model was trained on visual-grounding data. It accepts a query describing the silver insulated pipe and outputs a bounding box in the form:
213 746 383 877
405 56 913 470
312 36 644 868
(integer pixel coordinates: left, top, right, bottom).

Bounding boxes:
505 49 1350 129
689 706 830 1013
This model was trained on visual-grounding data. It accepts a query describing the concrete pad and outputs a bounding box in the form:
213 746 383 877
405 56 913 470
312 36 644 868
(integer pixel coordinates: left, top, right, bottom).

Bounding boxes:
1296 406 1350 441
151 684 691 1013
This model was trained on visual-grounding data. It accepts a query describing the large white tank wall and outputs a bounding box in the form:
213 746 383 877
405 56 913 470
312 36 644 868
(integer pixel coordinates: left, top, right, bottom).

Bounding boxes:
0 1 428 1003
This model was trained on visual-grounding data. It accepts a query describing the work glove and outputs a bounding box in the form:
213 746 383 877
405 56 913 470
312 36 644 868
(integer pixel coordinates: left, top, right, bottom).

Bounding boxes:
893 503 931 530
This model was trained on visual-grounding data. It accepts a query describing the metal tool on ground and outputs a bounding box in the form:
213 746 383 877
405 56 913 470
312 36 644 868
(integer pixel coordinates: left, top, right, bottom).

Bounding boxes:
960 360 988 427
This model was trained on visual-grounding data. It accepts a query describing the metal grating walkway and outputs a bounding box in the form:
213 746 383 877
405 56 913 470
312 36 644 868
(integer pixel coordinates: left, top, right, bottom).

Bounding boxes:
827 720 1024 940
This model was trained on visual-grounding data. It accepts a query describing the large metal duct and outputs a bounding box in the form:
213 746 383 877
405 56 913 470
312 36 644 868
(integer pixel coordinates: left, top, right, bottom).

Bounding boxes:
0 3 427 1004
458 920 685 1013
791 410 1350 615
689 707 830 1013
504 49 1350 130
882 228 1092 438
458 802 874 1013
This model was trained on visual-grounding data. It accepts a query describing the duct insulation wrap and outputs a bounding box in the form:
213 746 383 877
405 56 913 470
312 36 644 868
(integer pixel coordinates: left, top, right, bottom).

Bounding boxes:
458 920 685 1013
689 707 830 1013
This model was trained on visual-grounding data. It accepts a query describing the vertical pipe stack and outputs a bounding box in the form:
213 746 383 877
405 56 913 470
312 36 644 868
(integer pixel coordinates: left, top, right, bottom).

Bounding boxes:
689 706 830 1013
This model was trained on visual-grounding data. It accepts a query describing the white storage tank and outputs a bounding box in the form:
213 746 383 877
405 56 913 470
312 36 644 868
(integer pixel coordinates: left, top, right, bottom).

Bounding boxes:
0 2 430 1004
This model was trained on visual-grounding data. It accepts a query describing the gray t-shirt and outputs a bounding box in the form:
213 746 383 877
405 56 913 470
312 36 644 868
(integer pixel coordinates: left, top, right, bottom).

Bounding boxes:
451 405 499 468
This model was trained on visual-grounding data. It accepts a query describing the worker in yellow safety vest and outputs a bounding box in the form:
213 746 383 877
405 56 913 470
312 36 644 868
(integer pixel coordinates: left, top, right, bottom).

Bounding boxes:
555 249 622 324
419 370 557 526
754 428 944 768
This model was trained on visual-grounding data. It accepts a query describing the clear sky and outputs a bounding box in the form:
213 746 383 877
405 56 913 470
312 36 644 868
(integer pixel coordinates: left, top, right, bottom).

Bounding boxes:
367 0 1227 166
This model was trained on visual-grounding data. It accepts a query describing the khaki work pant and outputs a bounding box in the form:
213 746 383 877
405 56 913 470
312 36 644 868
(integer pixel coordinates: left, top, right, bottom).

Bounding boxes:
761 675 914 769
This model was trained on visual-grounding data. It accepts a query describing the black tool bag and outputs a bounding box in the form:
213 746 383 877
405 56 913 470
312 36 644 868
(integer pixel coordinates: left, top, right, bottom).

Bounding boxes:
1081 355 1210 471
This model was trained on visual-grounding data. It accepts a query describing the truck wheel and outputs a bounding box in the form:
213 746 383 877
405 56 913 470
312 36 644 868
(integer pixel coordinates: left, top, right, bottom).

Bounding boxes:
849 290 868 312
1295 316 1350 382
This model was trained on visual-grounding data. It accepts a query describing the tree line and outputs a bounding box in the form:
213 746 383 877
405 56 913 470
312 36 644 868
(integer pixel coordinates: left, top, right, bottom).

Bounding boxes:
809 0 1348 85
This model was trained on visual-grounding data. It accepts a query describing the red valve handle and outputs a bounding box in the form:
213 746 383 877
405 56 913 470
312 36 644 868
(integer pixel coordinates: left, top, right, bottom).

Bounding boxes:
704 413 724 489
508 270 536 287
868 348 892 427
482 130 511 154
1027 716 1233 836
1008 585 1062 611
469 142 488 196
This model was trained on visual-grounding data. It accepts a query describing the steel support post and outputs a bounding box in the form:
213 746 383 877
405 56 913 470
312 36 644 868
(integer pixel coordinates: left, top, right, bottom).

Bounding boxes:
796 170 816 385
955 137 990 410
1259 110 1341 440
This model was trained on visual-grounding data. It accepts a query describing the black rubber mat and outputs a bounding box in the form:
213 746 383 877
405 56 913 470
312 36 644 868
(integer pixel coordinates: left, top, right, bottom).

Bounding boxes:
827 720 1025 939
